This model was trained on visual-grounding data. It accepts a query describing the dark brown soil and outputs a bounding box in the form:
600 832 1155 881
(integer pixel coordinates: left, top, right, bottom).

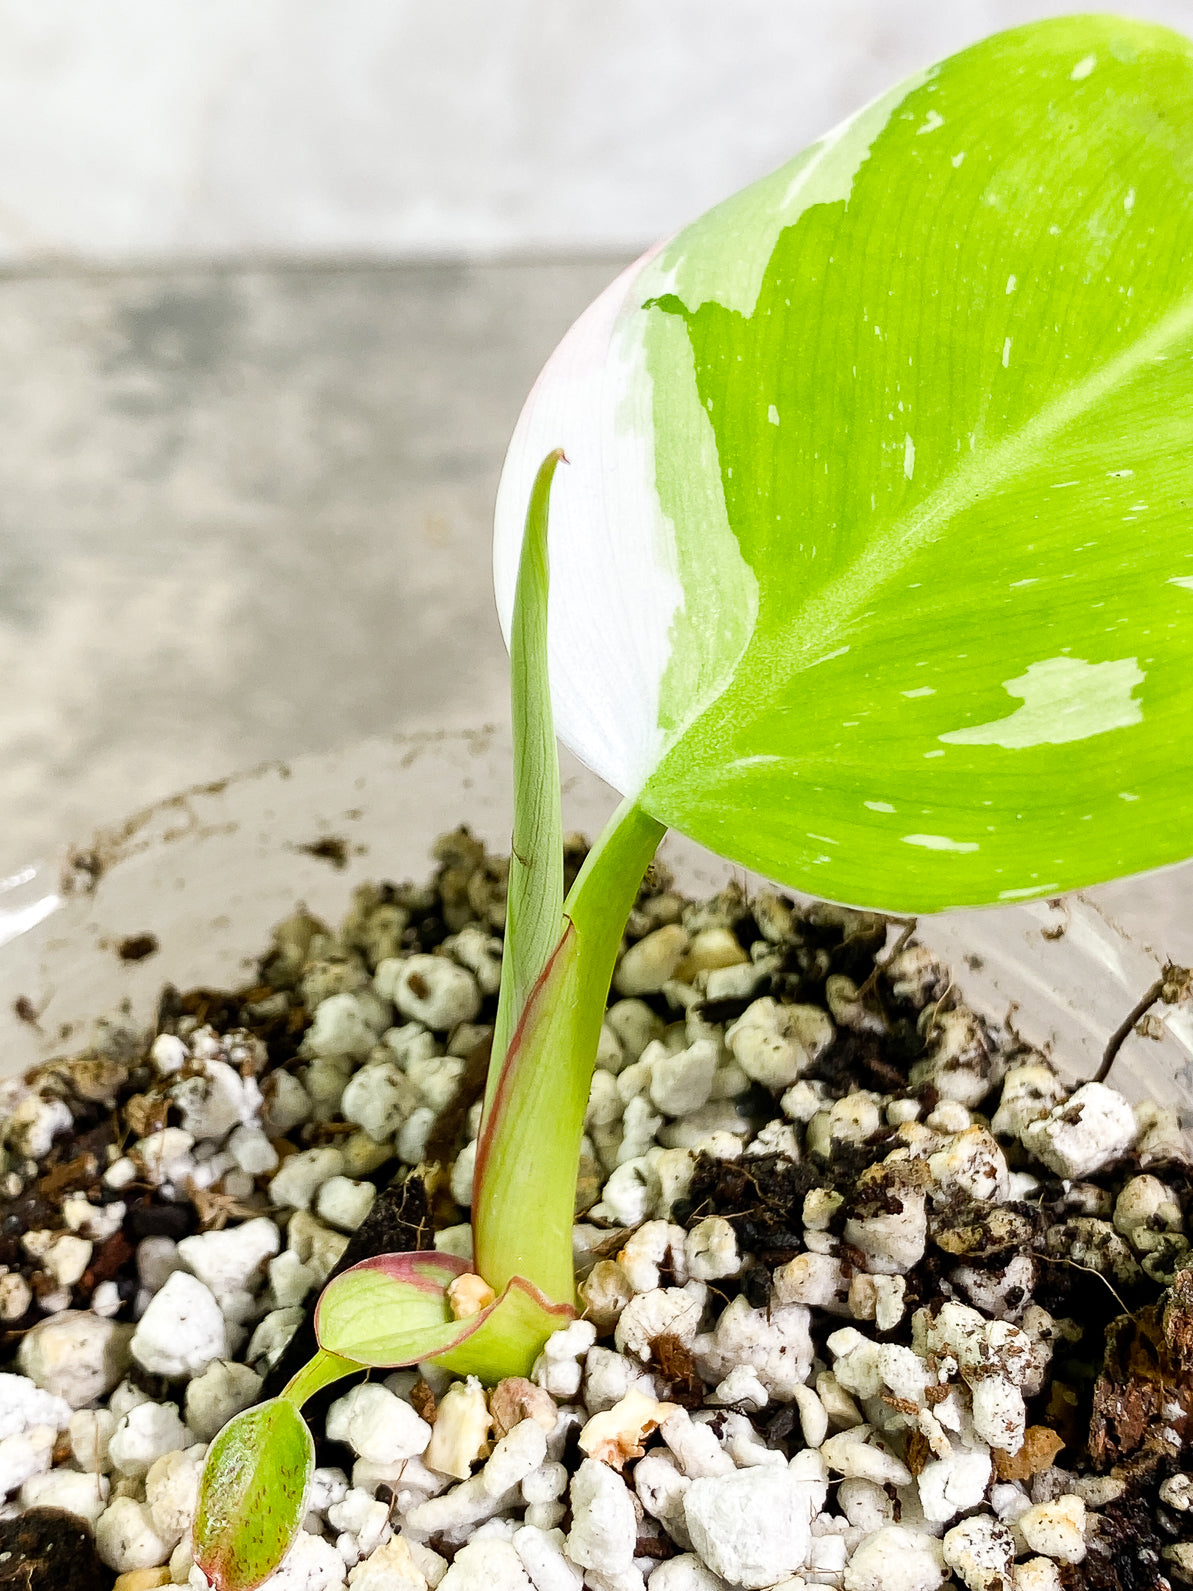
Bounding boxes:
0 1509 106 1590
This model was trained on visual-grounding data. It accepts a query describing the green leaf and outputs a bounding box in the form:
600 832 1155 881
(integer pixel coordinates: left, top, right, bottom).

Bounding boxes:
193 1399 312 1591
432 1273 575 1379
279 1346 362 1408
494 16 1193 911
488 449 567 1119
314 1250 574 1381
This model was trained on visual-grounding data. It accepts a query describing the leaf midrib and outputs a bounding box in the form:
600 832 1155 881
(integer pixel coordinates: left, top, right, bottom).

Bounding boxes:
640 285 1193 796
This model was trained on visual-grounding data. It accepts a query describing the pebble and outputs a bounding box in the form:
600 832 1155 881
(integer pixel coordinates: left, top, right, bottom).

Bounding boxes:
269 1146 347 1211
378 954 482 1031
1021 1082 1137 1178
131 1272 227 1380
327 1383 433 1467
566 1457 638 1573
18 1310 133 1408
683 1466 816 1588
842 1526 946 1591
1016 1494 1086 1564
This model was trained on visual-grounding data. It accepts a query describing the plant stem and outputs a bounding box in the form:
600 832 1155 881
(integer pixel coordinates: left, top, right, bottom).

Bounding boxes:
473 795 665 1302
280 1347 361 1409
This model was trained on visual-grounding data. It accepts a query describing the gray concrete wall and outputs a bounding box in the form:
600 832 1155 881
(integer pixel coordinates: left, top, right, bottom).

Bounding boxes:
0 259 623 870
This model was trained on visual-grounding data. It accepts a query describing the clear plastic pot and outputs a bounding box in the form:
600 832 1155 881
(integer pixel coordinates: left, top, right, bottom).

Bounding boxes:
2 726 1192 1131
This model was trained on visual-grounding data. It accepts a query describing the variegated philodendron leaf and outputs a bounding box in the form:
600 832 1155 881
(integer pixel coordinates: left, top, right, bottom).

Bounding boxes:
494 16 1193 912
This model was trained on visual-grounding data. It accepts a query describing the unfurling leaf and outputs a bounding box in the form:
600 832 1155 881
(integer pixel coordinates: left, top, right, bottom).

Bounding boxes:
193 1398 313 1591
315 1249 574 1381
495 16 1193 911
489 448 567 1090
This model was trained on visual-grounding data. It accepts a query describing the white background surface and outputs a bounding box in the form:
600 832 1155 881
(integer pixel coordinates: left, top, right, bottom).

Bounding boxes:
2 0 1193 262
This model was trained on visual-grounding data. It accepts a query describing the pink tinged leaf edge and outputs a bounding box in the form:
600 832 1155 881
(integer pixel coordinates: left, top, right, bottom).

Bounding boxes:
314 1249 574 1381
473 920 575 1203
334 1249 473 1293
193 1398 313 1591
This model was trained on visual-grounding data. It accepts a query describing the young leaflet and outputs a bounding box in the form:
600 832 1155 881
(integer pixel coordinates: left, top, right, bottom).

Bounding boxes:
195 17 1193 1586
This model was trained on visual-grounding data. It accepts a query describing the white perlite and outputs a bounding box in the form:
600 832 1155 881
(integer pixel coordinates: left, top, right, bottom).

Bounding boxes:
327 1383 433 1466
0 1427 56 1500
566 1457 638 1573
842 1525 947 1591
269 1146 347 1211
1021 1082 1137 1178
682 1465 815 1588
20 1467 109 1527
108 1400 193 1477
693 1296 812 1399
132 1271 228 1379
185 1360 263 1442
942 1514 1016 1590
177 1216 281 1307
18 1310 132 1408
96 1495 177 1572
379 954 482 1030
1016 1494 1086 1564
7 874 1186 1591
0 1372 72 1439
438 1538 533 1591
727 999 833 1089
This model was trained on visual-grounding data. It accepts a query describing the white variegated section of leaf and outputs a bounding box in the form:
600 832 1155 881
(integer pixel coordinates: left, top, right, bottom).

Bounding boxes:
640 72 929 320
494 243 678 794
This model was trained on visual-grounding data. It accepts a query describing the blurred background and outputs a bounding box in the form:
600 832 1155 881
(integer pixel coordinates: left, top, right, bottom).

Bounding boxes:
4 0 1193 873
